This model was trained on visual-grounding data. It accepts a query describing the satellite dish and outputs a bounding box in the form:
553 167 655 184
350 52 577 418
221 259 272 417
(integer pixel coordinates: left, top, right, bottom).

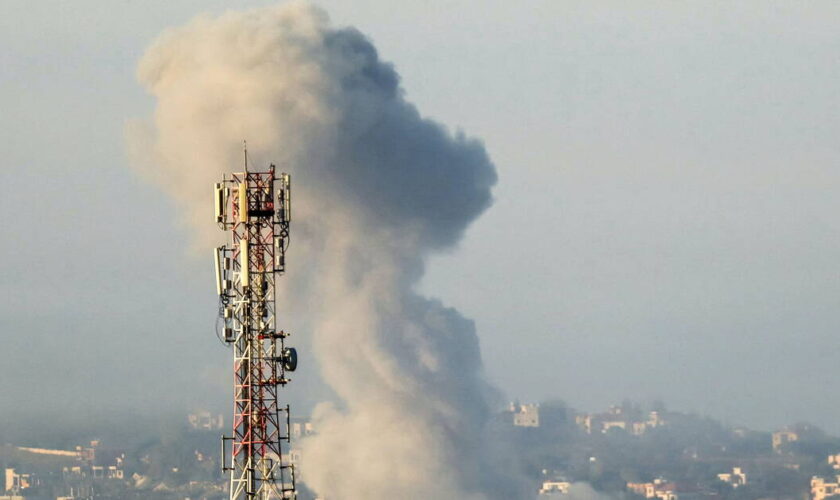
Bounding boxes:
282 347 298 372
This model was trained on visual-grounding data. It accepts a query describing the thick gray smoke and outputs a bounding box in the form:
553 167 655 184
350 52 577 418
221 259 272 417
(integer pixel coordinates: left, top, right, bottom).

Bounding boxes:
129 3 526 498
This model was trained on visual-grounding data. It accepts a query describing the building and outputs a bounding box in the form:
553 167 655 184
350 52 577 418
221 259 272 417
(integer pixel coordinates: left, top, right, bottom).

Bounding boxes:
648 411 666 427
76 440 99 463
626 478 710 500
773 429 799 452
539 480 571 496
575 414 593 433
511 403 540 427
717 467 747 488
576 406 666 435
628 479 667 499
132 472 150 488
811 475 840 500
603 420 627 432
628 478 678 499
90 465 124 480
290 420 314 439
576 412 624 434
188 411 224 430
4 468 37 494
61 442 124 481
63 466 85 478
828 454 840 471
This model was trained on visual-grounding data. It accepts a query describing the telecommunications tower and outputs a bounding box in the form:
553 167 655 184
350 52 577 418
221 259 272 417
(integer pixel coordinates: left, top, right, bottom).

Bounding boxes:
213 149 298 499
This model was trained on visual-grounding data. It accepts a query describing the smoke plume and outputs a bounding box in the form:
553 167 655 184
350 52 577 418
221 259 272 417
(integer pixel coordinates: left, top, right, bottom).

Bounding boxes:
130 3 525 498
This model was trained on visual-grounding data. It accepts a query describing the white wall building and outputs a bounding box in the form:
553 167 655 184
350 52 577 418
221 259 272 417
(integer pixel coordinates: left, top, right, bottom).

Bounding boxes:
717 467 747 488
811 475 840 500
512 403 540 427
539 480 571 496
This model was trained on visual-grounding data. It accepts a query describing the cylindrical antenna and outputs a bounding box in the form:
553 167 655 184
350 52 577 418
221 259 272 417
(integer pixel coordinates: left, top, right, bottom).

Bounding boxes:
243 140 248 173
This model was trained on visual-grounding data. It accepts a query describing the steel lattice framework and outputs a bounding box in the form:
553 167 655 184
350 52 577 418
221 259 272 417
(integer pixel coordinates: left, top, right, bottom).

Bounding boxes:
214 158 297 500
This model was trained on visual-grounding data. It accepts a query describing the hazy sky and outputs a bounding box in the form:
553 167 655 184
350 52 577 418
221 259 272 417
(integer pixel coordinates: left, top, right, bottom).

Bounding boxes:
2 1 840 433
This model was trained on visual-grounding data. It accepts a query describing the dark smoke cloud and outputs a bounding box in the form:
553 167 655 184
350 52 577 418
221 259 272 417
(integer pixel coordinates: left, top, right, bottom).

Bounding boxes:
130 3 525 498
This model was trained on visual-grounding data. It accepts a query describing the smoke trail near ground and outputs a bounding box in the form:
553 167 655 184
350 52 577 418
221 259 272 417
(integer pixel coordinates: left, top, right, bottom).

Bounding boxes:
129 3 526 498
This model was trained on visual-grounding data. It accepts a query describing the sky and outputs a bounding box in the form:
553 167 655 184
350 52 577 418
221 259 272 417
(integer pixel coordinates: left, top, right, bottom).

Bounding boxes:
2 0 840 433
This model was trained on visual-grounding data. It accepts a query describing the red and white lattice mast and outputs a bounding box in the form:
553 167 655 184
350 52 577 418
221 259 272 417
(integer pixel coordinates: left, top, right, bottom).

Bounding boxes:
213 148 297 499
